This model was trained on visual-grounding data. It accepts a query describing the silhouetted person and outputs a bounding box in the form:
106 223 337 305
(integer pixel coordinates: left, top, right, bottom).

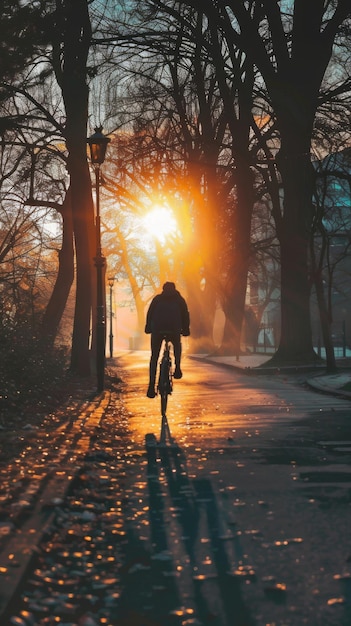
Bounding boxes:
145 281 190 398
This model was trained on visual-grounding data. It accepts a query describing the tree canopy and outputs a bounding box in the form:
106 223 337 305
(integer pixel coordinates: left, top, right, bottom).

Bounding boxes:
1 0 351 373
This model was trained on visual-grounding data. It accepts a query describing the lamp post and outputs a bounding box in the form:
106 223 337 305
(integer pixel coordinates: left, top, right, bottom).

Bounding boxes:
87 127 110 392
108 276 115 358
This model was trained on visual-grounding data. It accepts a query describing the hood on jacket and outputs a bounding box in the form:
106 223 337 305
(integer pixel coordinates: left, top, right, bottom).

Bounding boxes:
162 281 176 293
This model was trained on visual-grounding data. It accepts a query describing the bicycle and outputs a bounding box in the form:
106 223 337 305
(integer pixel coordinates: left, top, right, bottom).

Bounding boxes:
157 334 174 444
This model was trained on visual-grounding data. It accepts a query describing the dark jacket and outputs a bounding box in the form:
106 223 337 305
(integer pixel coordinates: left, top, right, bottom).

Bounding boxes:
145 289 190 336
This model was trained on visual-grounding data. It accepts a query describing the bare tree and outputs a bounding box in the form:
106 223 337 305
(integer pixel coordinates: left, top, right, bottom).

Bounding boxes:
228 2 350 362
50 0 96 375
98 1 261 353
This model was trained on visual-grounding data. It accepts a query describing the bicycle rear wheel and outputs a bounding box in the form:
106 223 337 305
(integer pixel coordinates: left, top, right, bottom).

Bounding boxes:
160 390 168 416
158 353 172 416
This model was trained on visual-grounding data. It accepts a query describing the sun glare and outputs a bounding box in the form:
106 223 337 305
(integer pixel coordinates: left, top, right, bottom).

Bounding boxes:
143 205 179 243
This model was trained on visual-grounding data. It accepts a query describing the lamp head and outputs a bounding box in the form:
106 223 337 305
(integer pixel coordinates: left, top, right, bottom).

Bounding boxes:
87 126 110 165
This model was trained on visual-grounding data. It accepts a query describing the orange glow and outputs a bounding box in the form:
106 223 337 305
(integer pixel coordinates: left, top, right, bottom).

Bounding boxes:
143 205 179 243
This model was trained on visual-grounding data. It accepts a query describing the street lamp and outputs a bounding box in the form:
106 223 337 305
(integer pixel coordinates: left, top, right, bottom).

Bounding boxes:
108 276 115 358
87 127 111 392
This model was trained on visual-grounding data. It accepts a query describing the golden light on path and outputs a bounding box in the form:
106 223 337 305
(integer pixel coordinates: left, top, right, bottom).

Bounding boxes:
143 205 179 244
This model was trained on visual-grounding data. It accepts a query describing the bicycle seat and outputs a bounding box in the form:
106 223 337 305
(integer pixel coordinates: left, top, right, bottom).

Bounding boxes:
159 331 174 339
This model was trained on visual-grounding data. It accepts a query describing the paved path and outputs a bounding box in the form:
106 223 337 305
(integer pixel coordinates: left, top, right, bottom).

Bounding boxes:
3 351 351 626
116 351 351 626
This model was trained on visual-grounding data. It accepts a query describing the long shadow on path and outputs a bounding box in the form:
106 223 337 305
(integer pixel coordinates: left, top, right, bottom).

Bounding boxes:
144 431 255 626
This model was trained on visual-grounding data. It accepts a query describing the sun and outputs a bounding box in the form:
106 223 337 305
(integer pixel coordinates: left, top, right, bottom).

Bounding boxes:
143 205 179 243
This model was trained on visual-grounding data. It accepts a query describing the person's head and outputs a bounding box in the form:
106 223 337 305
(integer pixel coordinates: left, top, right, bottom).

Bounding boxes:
162 281 176 293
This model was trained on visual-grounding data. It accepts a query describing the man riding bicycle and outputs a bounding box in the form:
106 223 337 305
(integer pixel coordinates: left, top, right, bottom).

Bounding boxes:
145 281 190 398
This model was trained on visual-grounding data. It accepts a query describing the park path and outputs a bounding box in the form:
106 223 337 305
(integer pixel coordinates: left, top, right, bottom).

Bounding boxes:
0 352 351 625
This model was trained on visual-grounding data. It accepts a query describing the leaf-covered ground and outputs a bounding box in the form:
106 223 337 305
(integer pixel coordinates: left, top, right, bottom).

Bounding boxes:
0 367 122 464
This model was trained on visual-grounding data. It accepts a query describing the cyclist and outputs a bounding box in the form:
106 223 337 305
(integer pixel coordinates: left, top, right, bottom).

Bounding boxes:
145 281 190 398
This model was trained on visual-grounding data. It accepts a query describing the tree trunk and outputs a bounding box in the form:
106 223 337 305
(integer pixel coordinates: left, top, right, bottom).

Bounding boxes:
314 271 336 372
69 153 95 376
41 187 74 342
310 225 337 373
58 0 95 376
187 277 217 353
221 158 254 355
273 151 317 363
184 166 218 351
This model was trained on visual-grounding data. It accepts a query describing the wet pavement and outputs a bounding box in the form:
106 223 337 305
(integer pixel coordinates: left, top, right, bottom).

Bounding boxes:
118 351 351 626
1 352 351 626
